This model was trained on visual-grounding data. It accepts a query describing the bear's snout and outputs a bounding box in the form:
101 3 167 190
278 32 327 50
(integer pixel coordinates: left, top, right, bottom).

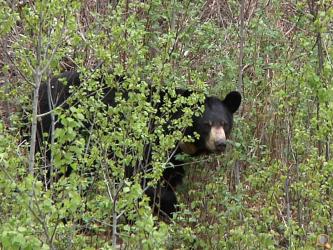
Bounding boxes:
205 126 227 152
214 139 227 152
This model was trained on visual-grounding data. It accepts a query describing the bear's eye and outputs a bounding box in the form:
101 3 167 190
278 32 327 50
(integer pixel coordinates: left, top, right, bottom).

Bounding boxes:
204 121 213 127
218 121 225 127
218 121 229 129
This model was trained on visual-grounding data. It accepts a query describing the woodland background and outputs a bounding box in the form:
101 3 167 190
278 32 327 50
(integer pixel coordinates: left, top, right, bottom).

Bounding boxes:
0 0 332 249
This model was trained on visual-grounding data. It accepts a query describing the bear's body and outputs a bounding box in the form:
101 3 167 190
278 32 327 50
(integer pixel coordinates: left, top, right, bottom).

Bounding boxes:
36 71 241 217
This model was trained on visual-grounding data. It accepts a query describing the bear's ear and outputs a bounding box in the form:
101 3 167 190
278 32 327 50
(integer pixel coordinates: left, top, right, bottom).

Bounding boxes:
222 91 241 113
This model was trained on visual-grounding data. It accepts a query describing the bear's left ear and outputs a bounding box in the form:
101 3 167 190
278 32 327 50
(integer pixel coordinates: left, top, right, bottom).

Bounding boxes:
222 91 241 113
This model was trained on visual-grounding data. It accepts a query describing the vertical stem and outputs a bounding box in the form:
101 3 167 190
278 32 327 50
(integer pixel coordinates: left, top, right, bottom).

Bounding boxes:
29 7 44 175
47 78 55 188
238 0 245 99
232 0 246 223
112 195 118 248
285 177 291 222
234 0 245 189
316 31 328 160
314 5 331 235
308 0 324 156
103 157 123 248
295 154 303 228
325 136 330 161
285 170 291 246
29 74 40 175
316 32 323 156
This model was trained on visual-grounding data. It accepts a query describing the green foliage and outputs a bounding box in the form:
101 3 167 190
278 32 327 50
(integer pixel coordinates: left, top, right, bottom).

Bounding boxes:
1 0 333 249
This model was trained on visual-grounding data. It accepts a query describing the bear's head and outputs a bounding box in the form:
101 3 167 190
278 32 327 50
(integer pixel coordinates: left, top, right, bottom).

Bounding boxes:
180 91 241 155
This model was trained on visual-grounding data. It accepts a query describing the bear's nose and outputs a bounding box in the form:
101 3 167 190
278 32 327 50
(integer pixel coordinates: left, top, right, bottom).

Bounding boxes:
215 139 226 151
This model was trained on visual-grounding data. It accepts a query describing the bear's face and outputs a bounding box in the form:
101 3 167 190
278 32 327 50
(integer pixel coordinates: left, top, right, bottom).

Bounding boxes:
181 91 241 155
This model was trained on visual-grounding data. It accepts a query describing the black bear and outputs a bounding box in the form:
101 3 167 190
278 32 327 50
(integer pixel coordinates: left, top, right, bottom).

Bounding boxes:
36 71 241 217
151 90 241 216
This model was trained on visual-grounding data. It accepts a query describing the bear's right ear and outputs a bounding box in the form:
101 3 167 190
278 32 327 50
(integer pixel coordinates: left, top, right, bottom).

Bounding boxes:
222 91 241 113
